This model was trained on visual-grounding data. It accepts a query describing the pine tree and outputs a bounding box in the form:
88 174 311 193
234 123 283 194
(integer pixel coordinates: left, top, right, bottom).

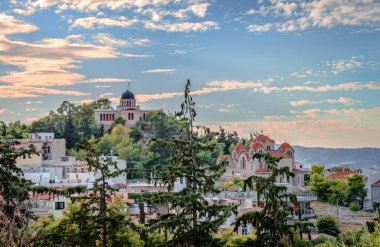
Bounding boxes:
0 140 37 246
142 79 235 246
75 138 129 247
234 152 297 247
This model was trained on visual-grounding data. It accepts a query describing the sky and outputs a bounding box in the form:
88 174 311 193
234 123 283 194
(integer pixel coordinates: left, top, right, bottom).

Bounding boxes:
0 0 380 148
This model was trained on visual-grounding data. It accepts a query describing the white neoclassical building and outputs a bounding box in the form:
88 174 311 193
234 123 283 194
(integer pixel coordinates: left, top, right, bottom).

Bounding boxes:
224 133 305 188
94 88 156 129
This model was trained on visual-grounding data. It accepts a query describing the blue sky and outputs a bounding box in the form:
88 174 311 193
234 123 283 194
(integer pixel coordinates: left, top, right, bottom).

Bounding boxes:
0 0 380 147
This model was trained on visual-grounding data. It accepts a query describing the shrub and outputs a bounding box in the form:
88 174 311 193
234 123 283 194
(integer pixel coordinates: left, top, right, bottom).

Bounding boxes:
350 202 360 211
316 215 340 236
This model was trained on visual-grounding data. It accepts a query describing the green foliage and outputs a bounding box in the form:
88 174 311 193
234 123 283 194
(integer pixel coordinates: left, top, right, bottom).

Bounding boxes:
310 174 333 202
234 152 297 247
108 116 126 133
350 202 360 211
311 165 325 176
304 173 310 186
347 174 367 209
139 80 236 246
217 127 239 154
0 140 37 246
316 215 340 236
328 179 348 206
318 226 380 247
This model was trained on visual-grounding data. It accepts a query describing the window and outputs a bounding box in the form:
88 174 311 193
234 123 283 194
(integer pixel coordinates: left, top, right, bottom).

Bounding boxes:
128 113 134 120
47 146 50 153
55 202 65 210
241 224 248 236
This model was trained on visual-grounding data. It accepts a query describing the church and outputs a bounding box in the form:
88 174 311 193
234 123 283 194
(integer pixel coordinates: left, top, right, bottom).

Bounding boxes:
94 87 156 129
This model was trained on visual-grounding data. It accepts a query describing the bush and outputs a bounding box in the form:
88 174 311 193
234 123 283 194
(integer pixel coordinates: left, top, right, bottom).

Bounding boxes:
350 202 360 211
316 215 340 236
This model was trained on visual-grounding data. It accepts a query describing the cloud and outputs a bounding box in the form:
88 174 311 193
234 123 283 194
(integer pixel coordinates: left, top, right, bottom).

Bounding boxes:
290 97 362 106
25 101 44 105
122 53 153 58
321 57 376 75
0 13 38 35
133 80 380 103
0 85 89 99
170 49 187 55
80 99 95 104
143 21 220 32
290 69 313 78
92 33 128 46
71 17 138 29
142 68 176 73
255 82 380 94
247 23 272 32
206 117 380 148
0 108 7 114
25 117 40 123
99 92 114 98
246 0 380 32
83 78 130 83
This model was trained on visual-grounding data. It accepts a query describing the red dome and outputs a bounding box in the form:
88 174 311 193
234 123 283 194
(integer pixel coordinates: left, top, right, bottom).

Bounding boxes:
278 142 293 152
251 142 263 152
234 143 245 154
252 134 274 143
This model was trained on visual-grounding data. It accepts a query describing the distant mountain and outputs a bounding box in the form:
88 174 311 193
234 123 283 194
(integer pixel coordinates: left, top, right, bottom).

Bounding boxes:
292 146 380 169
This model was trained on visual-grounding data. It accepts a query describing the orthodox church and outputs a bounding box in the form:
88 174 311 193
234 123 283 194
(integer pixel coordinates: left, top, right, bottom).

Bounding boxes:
94 86 156 129
223 133 305 188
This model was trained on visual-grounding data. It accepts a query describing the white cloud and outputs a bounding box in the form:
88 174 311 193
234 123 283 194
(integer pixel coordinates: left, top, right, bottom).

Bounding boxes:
25 101 44 104
142 68 176 73
144 21 219 32
290 97 362 107
83 78 130 83
71 17 138 29
0 13 38 35
99 92 114 98
247 23 272 32
321 57 375 75
170 49 187 55
247 0 380 32
92 33 128 46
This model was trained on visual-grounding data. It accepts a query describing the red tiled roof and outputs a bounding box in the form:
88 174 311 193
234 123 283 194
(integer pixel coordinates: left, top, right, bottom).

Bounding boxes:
252 135 274 143
256 168 271 173
268 150 292 158
251 142 264 152
328 170 354 179
31 193 58 200
292 168 304 173
234 143 246 153
372 180 380 186
278 142 293 151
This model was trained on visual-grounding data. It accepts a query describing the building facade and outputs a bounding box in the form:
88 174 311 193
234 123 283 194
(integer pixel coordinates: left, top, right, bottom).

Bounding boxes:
223 133 305 188
94 88 156 129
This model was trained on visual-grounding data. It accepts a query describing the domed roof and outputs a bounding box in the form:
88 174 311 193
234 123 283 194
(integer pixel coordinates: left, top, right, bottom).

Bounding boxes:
278 142 293 152
251 142 264 152
252 134 274 143
121 90 135 100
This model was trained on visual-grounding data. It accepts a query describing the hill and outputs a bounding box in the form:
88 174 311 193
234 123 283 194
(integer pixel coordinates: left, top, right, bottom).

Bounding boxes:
293 146 380 169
